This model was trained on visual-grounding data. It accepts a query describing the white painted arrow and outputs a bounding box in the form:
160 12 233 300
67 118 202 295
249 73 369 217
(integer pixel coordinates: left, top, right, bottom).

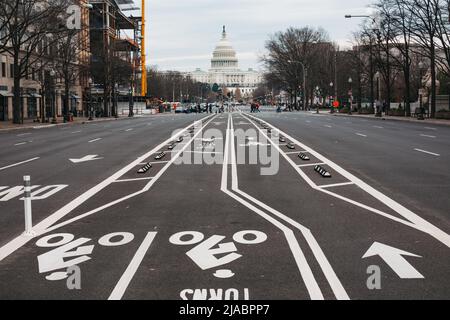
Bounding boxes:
69 155 103 164
363 242 424 279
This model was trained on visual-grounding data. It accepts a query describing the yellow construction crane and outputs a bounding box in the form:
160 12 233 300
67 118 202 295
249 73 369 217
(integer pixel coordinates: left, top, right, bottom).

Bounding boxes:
141 0 147 97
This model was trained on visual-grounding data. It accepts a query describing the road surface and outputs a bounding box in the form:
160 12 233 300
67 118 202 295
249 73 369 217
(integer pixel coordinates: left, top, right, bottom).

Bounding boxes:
0 109 448 300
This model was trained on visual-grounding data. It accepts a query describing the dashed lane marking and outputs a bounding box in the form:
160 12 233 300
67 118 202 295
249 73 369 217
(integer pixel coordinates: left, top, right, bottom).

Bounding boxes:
420 134 436 138
0 157 40 172
414 148 440 157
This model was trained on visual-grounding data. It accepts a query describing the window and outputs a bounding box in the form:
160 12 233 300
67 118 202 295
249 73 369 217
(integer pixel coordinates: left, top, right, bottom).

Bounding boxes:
10 64 13 78
1 63 5 78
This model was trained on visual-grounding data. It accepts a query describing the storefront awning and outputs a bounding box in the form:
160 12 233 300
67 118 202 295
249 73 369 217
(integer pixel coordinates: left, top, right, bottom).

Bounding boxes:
30 93 42 98
0 91 13 97
71 95 81 99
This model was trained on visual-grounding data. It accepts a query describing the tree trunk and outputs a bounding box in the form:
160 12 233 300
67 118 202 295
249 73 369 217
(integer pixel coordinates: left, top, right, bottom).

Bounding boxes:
404 66 411 117
430 45 437 118
13 52 21 124
64 73 70 121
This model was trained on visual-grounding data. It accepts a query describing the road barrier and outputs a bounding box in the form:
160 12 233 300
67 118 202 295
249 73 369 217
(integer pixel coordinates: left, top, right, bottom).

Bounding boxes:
299 153 310 161
155 151 166 160
314 165 332 178
137 163 152 174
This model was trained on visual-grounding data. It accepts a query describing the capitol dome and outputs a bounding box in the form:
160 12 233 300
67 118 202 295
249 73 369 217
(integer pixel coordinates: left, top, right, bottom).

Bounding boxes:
211 26 239 71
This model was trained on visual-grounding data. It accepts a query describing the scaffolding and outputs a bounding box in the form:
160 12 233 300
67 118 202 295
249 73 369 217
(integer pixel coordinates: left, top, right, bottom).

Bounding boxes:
88 0 144 116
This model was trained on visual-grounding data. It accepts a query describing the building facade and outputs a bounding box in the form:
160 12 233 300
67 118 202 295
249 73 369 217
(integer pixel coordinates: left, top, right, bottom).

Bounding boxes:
0 0 91 123
186 27 262 98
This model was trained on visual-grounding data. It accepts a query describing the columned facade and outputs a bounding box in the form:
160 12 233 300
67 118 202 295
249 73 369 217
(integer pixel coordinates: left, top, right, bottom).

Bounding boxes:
186 26 262 98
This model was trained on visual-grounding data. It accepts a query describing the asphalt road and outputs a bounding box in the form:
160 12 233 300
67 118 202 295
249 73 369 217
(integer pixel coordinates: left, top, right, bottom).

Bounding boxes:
0 109 448 300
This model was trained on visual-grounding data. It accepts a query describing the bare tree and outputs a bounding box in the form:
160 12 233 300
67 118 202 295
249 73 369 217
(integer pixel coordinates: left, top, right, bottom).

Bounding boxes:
0 0 69 124
406 0 440 117
377 0 416 115
261 27 331 110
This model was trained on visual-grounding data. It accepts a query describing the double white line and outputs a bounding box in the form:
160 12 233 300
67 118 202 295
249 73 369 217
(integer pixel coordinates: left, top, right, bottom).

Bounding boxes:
221 114 349 300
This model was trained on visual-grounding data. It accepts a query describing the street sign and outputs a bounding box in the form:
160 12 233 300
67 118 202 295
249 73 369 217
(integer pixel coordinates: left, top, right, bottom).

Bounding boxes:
333 101 340 108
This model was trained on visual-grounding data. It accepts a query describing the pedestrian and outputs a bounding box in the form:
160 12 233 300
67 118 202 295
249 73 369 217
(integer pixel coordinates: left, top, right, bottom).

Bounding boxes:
209 104 212 113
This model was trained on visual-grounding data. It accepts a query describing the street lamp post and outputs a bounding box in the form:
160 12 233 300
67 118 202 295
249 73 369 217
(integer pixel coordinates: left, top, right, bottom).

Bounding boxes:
348 77 353 115
287 60 307 111
418 61 425 120
345 15 377 110
329 82 334 113
49 69 57 124
88 78 93 121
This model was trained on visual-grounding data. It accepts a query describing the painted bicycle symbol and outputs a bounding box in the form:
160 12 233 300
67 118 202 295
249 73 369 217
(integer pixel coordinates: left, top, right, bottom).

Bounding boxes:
169 230 267 279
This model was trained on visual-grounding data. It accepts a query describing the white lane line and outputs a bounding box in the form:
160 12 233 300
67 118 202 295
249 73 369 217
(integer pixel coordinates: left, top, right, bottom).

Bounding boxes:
41 116 217 234
285 151 306 155
0 157 40 172
319 182 354 189
245 113 450 247
14 142 27 146
17 133 31 137
109 232 157 300
138 161 170 165
355 133 367 137
125 128 133 132
114 177 154 183
88 138 102 143
325 125 332 128
223 115 327 300
373 126 384 129
0 114 215 262
71 131 82 134
298 163 325 168
420 134 436 138
424 127 437 131
414 148 440 157
182 151 223 154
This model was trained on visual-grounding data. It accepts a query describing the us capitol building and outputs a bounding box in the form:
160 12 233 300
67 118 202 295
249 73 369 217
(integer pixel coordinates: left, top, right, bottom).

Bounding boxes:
185 26 262 98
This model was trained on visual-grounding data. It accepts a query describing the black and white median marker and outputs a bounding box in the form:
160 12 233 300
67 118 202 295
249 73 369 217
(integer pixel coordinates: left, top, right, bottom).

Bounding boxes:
155 151 166 160
168 142 176 150
177 136 184 143
138 163 153 174
287 142 296 150
23 176 34 236
298 153 310 161
279 136 286 143
314 165 332 178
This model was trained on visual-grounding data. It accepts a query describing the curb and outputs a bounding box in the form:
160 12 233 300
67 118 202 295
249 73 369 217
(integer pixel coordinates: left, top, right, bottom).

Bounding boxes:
320 112 450 127
0 114 174 133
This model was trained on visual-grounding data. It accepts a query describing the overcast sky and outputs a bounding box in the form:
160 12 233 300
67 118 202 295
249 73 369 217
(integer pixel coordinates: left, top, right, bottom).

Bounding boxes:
127 0 375 72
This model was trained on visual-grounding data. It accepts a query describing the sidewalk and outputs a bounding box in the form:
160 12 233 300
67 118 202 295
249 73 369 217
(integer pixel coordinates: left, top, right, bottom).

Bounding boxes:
320 111 450 127
0 115 133 132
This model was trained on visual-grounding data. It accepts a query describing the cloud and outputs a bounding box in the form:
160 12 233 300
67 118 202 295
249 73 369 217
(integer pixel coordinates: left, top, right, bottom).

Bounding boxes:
131 0 374 71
